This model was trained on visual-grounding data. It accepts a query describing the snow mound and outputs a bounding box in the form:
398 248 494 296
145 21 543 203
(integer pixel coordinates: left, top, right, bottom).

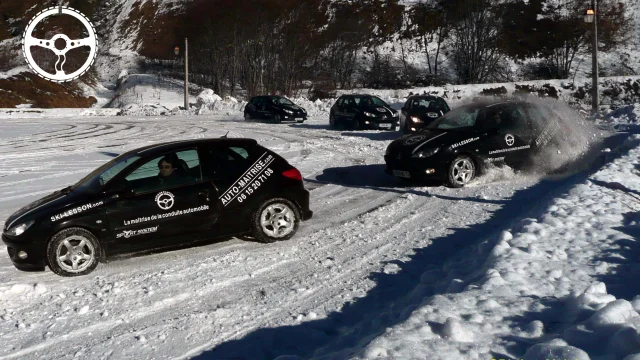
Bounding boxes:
0 283 47 301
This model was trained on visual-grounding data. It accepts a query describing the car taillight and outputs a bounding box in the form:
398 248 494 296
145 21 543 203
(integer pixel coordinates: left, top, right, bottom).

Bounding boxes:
282 168 303 181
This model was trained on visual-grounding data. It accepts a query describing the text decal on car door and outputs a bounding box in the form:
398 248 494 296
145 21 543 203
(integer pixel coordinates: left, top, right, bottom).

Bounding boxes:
219 152 275 207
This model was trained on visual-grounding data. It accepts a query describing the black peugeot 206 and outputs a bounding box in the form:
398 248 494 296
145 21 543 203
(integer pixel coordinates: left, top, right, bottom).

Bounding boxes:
399 95 451 133
329 94 399 130
244 95 307 123
2 138 313 276
385 100 568 188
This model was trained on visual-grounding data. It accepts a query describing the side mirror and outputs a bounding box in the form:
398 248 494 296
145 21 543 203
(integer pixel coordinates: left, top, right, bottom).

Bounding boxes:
104 180 133 197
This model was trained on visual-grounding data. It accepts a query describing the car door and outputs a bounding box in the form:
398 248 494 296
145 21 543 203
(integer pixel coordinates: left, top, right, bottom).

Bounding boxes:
255 97 269 119
477 104 532 163
333 96 345 120
200 143 272 234
343 96 358 120
104 148 218 252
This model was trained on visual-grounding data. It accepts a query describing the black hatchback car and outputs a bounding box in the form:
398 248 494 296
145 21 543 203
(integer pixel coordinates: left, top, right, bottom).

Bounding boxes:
244 96 307 123
400 95 451 133
385 100 568 187
2 138 313 276
329 94 399 130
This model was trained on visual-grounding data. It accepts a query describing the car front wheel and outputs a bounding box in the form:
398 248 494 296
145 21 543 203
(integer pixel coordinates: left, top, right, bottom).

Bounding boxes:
273 113 282 124
46 227 101 277
251 198 300 243
446 155 476 188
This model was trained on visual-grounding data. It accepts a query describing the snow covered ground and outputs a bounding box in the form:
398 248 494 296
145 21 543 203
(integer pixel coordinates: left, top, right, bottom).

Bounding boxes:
0 101 638 359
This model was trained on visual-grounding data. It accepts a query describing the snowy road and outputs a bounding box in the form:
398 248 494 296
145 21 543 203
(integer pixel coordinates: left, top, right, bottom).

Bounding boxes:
0 114 618 359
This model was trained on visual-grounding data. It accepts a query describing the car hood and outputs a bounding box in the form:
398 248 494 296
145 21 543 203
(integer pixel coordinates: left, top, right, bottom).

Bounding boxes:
363 104 397 117
388 129 480 156
283 104 306 113
4 187 74 231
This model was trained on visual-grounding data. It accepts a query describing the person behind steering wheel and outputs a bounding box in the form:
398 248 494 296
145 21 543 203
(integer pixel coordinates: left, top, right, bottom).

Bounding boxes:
157 154 189 187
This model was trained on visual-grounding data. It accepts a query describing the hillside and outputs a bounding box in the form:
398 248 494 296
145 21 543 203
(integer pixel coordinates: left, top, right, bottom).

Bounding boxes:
0 0 638 108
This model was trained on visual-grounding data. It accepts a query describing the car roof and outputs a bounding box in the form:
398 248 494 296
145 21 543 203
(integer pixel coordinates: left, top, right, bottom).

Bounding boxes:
123 138 259 157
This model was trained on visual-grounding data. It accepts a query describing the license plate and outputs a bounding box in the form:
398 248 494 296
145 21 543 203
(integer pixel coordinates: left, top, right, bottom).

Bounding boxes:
393 170 410 178
379 123 392 128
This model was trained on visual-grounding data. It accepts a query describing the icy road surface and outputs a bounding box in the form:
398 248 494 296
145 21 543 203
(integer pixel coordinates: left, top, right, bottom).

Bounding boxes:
0 114 616 359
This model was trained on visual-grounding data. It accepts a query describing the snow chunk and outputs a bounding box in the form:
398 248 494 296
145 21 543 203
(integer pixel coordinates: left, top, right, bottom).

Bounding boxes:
196 89 222 108
441 318 474 342
586 300 639 328
523 343 590 360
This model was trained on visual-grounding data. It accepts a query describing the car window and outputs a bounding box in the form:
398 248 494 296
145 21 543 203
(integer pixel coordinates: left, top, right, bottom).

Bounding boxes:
437 99 450 112
97 155 141 186
124 150 201 194
337 97 344 106
371 96 387 107
427 106 481 130
485 105 529 133
250 97 259 105
411 98 433 109
349 96 359 106
203 145 253 180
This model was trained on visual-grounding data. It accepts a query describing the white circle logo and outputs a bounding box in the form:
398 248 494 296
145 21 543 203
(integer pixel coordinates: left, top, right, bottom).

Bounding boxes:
404 135 426 146
155 191 175 210
21 7 98 83
505 134 515 147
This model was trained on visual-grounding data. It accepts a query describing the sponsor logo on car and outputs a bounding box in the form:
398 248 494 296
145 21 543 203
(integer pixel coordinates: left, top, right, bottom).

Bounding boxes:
427 112 439 118
404 135 426 146
117 226 159 239
505 134 515 147
155 191 175 210
123 205 210 226
220 152 275 207
451 137 480 149
50 200 104 222
489 145 531 154
485 157 505 163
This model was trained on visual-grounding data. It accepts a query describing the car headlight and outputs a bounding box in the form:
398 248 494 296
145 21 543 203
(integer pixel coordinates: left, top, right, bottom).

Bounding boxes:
411 116 422 123
412 148 440 158
6 220 35 236
284 109 293 114
364 111 375 117
392 111 399 117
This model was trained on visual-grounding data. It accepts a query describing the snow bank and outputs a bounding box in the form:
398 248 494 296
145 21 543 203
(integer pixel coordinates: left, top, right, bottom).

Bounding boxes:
355 133 640 359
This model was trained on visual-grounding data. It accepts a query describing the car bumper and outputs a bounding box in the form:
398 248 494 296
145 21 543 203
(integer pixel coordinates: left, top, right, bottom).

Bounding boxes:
284 114 307 121
384 155 449 180
2 233 47 270
362 118 398 130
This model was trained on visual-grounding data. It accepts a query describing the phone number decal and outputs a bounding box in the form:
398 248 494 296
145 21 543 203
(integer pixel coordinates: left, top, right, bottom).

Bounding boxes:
237 168 274 204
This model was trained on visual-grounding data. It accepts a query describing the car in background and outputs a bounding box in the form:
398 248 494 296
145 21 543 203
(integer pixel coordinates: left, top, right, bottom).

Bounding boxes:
2 138 312 276
329 94 399 130
244 96 307 123
400 95 451 133
385 100 568 188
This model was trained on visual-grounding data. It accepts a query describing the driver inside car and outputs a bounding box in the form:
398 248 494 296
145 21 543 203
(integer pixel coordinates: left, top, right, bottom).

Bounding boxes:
157 155 189 187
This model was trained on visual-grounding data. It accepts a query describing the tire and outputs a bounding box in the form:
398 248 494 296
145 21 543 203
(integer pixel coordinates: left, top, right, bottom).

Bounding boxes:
446 155 476 188
244 113 251 121
273 113 282 124
351 117 361 130
46 227 101 277
251 198 300 243
296 120 304 123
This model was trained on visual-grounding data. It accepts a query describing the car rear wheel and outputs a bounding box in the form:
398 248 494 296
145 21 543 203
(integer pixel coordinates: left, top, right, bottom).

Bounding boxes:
446 155 476 188
273 113 282 124
251 198 300 243
296 119 305 123
47 227 101 277
244 113 251 121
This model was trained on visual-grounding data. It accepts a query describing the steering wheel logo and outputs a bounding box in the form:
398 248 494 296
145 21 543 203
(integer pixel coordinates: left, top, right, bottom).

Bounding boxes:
155 191 175 210
21 7 98 83
505 134 515 147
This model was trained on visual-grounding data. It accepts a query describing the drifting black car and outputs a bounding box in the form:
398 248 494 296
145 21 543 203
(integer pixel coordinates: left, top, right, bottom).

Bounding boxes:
244 96 307 123
385 100 568 187
400 95 451 133
329 94 399 130
2 138 313 276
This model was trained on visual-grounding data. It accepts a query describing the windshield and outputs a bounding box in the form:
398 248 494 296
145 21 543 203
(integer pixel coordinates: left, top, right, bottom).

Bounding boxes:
426 106 481 130
411 98 446 112
354 96 388 107
71 153 141 192
271 97 295 106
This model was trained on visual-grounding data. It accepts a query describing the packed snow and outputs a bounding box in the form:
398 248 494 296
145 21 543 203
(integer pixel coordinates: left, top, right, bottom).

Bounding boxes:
0 85 639 359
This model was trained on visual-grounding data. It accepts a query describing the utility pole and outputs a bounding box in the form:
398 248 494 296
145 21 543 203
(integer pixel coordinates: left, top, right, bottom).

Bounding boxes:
184 37 189 110
591 0 599 114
